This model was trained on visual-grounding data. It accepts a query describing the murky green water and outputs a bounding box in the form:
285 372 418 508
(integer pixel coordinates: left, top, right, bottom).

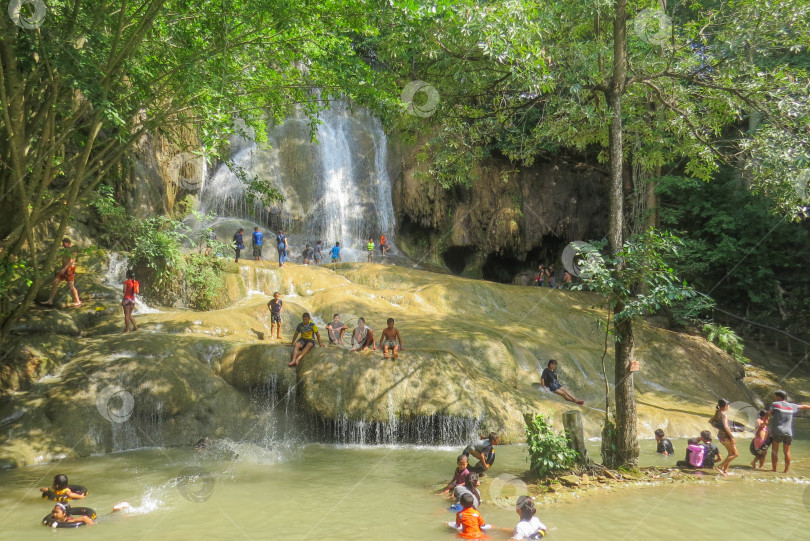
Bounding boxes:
1 436 808 540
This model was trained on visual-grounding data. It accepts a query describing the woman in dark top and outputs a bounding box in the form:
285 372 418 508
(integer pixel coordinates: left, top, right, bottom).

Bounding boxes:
540 359 584 405
232 228 245 262
709 398 738 475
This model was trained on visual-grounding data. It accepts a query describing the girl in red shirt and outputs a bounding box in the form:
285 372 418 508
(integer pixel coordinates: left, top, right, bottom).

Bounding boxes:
122 270 140 332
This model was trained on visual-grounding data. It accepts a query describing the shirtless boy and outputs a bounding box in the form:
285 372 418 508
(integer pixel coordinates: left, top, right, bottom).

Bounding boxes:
380 318 403 359
267 292 283 339
41 238 82 307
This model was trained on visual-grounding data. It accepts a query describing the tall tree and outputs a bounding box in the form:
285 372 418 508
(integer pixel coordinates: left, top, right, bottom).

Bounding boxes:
369 0 810 466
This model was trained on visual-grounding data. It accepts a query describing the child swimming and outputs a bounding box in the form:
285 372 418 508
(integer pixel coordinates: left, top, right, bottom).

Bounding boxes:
438 455 470 495
511 496 547 539
40 474 87 503
451 472 481 511
45 502 95 527
451 493 490 539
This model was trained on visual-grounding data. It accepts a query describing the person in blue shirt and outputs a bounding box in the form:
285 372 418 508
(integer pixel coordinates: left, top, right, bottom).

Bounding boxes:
252 227 264 261
330 241 341 263
276 230 288 267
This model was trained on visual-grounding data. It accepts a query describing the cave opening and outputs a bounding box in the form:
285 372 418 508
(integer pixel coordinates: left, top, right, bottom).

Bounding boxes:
441 246 477 275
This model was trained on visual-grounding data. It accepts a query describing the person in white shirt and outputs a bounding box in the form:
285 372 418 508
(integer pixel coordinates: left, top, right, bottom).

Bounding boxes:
512 496 548 540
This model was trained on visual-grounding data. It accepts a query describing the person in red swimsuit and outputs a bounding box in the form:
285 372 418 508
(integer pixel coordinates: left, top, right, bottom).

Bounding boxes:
122 270 140 332
41 238 81 307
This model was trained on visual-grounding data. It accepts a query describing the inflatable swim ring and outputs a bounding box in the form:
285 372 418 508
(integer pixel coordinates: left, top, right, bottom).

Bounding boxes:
41 485 88 502
42 507 96 528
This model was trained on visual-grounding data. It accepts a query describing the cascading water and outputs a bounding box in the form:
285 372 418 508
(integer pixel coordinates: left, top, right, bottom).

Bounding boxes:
200 103 397 258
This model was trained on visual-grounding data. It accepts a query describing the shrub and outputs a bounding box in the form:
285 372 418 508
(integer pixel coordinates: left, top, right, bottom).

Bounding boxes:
525 413 578 477
703 323 746 364
130 216 188 304
184 253 226 310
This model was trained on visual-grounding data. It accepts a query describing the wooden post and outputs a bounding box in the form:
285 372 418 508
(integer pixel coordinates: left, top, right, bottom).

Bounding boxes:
562 410 590 465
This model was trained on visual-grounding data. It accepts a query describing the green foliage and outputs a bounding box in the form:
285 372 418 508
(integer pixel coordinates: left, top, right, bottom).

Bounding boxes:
657 173 810 331
130 216 189 303
228 164 284 210
89 185 138 250
184 254 226 311
572 229 698 325
703 323 747 364
524 413 578 477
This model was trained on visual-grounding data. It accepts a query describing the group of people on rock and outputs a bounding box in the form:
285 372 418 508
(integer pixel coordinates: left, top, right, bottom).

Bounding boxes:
436 434 549 539
535 263 573 289
230 227 391 266
267 292 405 367
655 390 808 475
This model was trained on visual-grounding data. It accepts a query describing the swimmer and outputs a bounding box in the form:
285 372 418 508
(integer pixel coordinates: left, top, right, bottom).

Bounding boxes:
47 503 94 526
750 409 771 469
451 472 481 511
453 493 489 539
654 428 674 456
511 496 548 539
194 437 211 451
438 455 469 495
40 474 86 502
380 317 403 359
288 312 323 367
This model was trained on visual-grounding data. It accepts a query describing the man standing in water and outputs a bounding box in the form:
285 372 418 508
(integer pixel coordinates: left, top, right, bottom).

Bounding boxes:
762 390 810 473
41 238 82 307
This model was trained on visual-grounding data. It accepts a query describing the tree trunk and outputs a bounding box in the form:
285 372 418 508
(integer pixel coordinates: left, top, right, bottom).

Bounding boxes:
604 0 639 468
613 306 639 467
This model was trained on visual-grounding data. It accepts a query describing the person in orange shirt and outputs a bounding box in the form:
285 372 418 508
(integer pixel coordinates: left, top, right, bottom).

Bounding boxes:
122 270 140 332
380 233 390 256
454 493 488 539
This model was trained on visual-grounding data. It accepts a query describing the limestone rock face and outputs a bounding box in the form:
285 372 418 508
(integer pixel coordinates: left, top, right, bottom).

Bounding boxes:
0 260 759 467
391 142 610 278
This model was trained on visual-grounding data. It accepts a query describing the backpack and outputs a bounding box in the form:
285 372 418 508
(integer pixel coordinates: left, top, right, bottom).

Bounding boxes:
687 444 705 468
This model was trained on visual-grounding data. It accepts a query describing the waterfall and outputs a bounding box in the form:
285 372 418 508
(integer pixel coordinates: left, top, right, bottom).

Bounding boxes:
200 103 396 258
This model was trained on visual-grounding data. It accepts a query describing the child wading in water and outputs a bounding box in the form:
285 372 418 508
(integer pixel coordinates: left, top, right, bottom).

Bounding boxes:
380 318 403 359
438 454 470 495
750 409 771 469
122 270 139 332
511 496 548 539
452 493 490 539
267 292 282 339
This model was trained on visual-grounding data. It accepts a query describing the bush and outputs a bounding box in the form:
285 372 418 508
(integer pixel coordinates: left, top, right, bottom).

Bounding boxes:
89 185 138 250
184 254 226 310
703 323 746 364
130 216 188 304
525 413 578 477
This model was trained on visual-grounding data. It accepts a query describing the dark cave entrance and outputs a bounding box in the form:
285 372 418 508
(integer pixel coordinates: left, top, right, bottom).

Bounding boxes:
441 246 477 275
